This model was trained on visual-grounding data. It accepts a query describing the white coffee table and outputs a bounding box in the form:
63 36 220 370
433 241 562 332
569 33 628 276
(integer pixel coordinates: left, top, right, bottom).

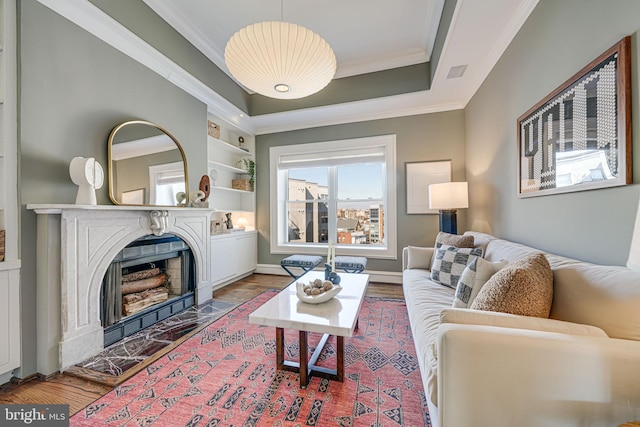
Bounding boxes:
249 271 369 387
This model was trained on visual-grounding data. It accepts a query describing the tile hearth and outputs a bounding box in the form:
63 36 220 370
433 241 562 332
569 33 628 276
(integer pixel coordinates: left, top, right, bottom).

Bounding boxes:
70 299 235 383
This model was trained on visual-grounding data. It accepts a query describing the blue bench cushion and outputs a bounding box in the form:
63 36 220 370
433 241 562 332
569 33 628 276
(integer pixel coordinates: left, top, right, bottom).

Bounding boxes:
281 255 323 267
334 256 367 272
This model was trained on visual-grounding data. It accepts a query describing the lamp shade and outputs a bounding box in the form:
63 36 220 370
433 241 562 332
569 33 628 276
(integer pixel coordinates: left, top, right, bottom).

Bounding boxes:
224 21 337 99
429 182 469 210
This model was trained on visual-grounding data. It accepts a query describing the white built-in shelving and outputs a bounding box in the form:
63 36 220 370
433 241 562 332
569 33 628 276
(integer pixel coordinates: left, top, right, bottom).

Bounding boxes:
207 113 257 289
206 114 256 225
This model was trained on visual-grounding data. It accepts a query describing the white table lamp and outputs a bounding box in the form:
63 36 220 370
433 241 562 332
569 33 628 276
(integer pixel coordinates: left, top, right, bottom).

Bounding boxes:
428 182 469 234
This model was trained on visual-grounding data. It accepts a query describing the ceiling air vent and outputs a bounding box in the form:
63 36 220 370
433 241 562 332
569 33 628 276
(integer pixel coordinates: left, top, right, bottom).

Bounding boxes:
447 65 467 79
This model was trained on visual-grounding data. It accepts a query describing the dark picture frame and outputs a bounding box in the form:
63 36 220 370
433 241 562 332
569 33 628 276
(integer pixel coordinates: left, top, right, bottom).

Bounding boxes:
517 36 631 198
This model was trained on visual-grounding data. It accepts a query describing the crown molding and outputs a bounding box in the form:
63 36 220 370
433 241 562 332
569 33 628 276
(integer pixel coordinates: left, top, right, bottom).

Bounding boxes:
422 0 446 60
251 95 465 135
35 0 256 135
461 0 540 105
142 0 228 75
333 49 429 79
35 0 537 137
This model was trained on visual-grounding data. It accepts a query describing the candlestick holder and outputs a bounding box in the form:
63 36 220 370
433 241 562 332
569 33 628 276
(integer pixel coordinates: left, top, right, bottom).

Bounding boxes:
324 263 341 284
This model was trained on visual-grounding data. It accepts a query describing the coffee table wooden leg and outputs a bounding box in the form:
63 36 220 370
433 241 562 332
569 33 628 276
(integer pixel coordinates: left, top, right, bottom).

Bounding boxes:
336 335 344 382
274 328 344 388
299 330 309 388
276 327 285 369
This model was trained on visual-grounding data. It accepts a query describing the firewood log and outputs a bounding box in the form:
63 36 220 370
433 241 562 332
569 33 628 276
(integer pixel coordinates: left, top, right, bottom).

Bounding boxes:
122 287 169 316
122 267 161 282
121 273 168 295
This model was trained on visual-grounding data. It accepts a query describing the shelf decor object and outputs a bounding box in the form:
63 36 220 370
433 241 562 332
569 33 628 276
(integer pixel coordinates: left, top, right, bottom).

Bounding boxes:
207 120 220 139
406 160 452 214
199 175 211 201
69 157 104 205
296 280 342 304
517 36 632 198
232 179 252 192
224 1 336 100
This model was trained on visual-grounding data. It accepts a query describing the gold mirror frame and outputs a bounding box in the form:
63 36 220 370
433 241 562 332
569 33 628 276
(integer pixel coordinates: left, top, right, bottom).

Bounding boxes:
107 120 189 206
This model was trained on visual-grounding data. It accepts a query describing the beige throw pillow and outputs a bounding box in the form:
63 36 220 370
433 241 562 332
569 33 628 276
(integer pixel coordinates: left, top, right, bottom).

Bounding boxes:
471 253 553 318
406 246 434 270
435 231 474 249
453 258 509 308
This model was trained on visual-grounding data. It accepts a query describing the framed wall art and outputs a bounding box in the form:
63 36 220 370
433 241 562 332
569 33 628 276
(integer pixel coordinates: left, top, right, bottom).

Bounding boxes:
121 188 145 205
406 159 451 214
517 36 631 198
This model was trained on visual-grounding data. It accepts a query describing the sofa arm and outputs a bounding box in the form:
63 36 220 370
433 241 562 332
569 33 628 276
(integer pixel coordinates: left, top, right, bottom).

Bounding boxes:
402 246 434 271
439 308 608 337
437 323 640 427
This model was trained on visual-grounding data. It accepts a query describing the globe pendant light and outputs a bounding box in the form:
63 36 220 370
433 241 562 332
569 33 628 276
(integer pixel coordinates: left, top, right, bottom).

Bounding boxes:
224 18 336 99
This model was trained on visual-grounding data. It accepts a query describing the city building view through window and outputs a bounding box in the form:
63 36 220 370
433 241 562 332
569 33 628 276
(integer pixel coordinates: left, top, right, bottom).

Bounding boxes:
287 164 385 246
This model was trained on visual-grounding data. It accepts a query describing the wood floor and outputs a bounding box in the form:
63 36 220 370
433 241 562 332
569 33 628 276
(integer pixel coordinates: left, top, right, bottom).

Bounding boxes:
0 273 404 415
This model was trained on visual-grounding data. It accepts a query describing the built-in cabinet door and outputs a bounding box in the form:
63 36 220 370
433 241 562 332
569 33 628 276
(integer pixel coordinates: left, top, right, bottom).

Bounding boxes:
0 268 20 376
236 233 257 276
211 238 235 285
210 232 257 286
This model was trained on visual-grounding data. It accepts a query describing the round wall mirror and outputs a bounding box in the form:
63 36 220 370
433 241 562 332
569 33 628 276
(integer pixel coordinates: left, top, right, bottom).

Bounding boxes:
107 120 189 206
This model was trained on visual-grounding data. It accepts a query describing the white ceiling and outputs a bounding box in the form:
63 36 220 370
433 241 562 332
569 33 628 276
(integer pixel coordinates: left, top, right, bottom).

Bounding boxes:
36 0 539 135
143 0 445 80
141 0 539 134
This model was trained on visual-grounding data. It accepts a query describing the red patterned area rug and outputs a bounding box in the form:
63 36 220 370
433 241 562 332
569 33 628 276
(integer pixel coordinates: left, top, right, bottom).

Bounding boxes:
71 290 431 427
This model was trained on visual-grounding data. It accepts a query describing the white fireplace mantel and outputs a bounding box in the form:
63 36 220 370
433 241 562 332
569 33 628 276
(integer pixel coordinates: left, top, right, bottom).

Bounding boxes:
28 204 213 374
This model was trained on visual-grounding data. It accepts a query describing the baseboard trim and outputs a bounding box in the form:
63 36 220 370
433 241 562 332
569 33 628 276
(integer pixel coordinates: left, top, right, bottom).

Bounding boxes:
255 264 403 285
211 271 254 292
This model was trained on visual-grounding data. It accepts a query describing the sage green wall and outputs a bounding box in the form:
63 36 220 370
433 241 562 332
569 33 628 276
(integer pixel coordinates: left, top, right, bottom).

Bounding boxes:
255 111 465 272
19 0 208 376
88 0 251 114
465 0 640 265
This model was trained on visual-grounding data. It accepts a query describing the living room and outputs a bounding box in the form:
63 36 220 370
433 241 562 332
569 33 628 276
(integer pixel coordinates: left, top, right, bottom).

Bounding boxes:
2 0 640 426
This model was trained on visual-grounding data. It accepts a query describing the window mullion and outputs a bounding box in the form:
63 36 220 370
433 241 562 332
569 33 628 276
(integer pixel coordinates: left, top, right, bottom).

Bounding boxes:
328 166 338 244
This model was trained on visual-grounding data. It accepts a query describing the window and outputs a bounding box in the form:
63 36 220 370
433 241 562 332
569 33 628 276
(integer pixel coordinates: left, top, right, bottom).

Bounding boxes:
149 162 186 205
270 135 397 258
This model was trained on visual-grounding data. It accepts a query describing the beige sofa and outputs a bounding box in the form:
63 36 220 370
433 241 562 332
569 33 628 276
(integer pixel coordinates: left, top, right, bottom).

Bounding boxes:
402 231 640 427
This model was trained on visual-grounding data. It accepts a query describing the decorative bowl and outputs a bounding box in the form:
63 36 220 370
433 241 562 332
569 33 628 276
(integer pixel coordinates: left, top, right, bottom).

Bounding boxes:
296 280 342 304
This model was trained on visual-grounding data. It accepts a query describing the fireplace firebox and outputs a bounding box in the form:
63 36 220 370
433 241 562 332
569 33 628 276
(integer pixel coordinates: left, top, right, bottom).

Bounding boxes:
101 233 195 346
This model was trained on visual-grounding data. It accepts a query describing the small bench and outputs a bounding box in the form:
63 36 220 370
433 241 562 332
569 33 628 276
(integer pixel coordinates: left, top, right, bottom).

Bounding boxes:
334 256 367 273
280 255 323 279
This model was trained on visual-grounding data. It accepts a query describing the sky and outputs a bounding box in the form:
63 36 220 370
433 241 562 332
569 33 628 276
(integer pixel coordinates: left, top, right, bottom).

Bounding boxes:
289 163 383 201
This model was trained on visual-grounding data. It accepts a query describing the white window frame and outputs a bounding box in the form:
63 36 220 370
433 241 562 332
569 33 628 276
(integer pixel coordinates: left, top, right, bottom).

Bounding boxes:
148 161 186 205
270 134 397 259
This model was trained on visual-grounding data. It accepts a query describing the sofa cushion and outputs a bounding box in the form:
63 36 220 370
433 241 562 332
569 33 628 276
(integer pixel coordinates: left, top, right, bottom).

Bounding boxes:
435 231 474 249
453 258 508 308
406 246 434 270
402 269 455 409
548 256 640 341
480 235 544 264
471 253 553 318
463 231 498 256
430 244 483 288
439 308 608 337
